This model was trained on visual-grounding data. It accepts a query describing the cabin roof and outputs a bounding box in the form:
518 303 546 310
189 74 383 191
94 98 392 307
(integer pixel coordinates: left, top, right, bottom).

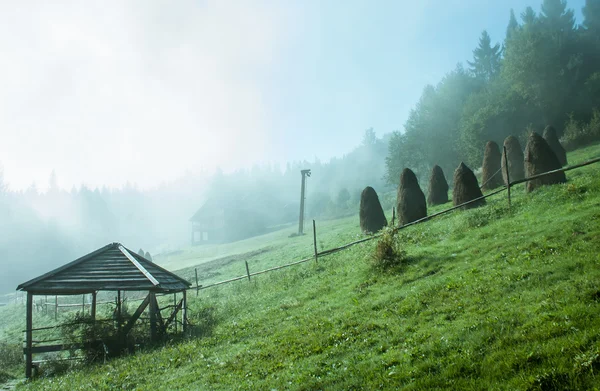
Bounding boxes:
16 243 191 295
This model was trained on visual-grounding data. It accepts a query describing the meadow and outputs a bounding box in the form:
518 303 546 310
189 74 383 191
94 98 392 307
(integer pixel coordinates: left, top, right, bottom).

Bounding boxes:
2 143 600 390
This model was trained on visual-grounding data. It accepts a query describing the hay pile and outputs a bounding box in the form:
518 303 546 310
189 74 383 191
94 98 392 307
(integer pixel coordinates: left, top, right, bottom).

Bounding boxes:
396 168 427 225
524 132 566 192
452 162 485 209
359 186 387 233
543 125 568 166
501 135 525 185
427 165 449 206
481 141 503 191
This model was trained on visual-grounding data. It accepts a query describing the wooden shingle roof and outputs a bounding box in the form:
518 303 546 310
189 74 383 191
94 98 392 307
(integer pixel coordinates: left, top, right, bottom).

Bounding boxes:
17 243 191 295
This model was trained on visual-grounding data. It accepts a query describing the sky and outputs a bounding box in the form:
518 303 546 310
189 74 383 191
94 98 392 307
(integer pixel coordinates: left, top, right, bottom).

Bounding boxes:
0 0 586 191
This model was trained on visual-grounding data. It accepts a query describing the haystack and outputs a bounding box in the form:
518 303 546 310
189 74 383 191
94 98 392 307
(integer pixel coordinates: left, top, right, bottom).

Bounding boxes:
452 162 485 209
543 125 568 166
524 132 566 192
427 165 449 206
359 186 387 234
396 168 427 225
501 135 525 185
481 141 503 191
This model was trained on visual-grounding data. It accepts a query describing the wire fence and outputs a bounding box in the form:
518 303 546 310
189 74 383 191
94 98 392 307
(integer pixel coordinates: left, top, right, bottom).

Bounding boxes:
187 155 600 294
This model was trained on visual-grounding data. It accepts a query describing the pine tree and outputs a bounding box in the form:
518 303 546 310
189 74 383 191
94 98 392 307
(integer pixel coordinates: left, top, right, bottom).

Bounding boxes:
583 0 600 35
468 30 502 82
506 9 519 40
521 6 537 25
540 0 576 34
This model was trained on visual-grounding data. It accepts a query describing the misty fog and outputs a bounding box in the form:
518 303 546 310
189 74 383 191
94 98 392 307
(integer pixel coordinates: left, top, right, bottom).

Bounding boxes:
1 0 597 296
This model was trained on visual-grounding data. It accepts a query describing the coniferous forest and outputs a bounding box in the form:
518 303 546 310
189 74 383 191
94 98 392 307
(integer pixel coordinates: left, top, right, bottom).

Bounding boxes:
386 0 600 184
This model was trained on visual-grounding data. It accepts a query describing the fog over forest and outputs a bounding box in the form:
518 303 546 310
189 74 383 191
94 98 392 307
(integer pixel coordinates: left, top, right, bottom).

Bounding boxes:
1 0 599 295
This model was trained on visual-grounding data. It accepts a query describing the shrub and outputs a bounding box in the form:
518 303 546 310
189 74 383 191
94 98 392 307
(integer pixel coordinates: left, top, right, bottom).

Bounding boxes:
561 110 600 151
371 228 407 271
0 341 21 369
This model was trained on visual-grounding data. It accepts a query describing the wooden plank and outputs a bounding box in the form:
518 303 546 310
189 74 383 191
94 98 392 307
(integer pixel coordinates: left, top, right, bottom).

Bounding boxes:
25 343 84 354
119 246 159 286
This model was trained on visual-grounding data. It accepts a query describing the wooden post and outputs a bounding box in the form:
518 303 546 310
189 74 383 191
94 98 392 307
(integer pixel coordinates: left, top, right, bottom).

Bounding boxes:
182 290 187 334
298 169 311 235
173 293 177 333
82 294 85 314
313 220 318 264
503 146 511 210
195 268 199 297
44 295 47 315
117 290 122 328
54 295 58 320
25 292 33 379
392 207 396 226
245 261 251 281
91 291 97 322
149 292 157 342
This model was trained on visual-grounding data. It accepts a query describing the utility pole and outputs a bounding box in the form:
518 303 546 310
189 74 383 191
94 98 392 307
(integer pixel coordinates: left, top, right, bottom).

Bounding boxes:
298 169 311 235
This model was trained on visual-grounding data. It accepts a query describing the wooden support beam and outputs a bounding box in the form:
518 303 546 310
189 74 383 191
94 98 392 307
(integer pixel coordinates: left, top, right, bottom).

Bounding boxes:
149 293 157 341
153 294 165 332
91 291 97 322
182 290 187 333
122 294 151 336
25 292 33 379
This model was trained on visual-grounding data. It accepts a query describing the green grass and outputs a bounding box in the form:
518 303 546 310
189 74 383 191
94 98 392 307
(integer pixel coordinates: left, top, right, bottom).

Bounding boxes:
7 143 600 390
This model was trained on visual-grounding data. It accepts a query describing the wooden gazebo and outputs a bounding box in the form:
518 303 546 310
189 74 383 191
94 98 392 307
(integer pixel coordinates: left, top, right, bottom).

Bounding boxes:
17 242 191 378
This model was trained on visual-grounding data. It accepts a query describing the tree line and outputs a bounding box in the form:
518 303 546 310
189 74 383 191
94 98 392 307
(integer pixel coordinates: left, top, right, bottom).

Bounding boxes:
386 0 600 185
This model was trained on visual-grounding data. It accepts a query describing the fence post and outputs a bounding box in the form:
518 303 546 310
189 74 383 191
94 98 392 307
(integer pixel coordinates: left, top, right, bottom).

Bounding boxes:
313 220 318 264
503 145 511 210
245 261 251 281
195 268 199 297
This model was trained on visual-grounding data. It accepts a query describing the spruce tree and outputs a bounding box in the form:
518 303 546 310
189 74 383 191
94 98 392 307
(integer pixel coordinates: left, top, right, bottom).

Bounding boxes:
583 0 600 35
468 30 502 82
521 6 537 25
506 9 519 40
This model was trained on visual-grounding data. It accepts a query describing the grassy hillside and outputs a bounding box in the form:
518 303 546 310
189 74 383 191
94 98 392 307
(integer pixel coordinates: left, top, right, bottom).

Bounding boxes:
9 143 600 390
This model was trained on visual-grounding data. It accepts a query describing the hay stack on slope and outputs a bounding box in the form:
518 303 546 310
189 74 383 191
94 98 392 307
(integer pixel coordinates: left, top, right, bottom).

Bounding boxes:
452 162 485 209
481 141 503 191
396 168 427 225
524 132 566 192
359 186 387 233
543 125 568 166
501 135 525 185
427 165 449 206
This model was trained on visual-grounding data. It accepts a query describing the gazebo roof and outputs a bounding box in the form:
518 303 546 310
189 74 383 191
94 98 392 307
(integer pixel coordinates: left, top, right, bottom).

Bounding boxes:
17 242 191 295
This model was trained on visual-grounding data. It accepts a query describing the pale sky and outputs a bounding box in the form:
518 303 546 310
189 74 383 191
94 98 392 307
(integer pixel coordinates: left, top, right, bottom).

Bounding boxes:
0 0 585 191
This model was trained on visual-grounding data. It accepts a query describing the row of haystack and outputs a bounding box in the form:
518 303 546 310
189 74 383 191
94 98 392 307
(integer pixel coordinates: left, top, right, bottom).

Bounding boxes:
480 126 567 192
359 126 568 234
